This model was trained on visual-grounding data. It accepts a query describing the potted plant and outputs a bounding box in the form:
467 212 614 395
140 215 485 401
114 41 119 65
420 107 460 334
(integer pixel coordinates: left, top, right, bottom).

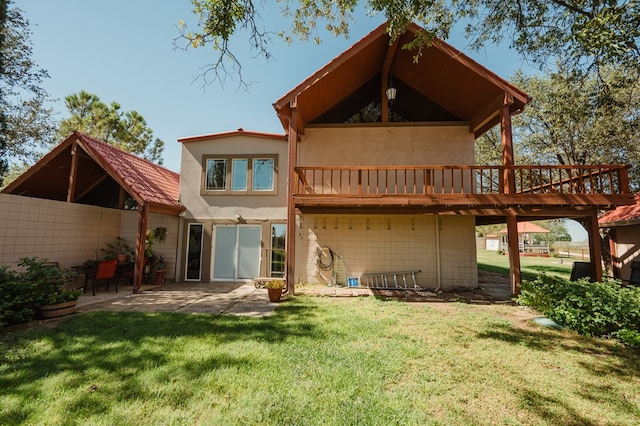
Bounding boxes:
265 279 285 302
103 237 133 263
22 258 82 319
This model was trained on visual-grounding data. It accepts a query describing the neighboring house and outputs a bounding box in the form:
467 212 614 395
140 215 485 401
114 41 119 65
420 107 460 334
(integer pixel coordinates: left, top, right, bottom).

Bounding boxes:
599 193 640 282
175 22 632 294
176 130 288 282
1 132 184 290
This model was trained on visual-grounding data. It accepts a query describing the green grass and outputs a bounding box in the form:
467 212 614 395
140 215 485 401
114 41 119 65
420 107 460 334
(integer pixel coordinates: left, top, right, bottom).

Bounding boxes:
2 297 640 425
477 249 577 281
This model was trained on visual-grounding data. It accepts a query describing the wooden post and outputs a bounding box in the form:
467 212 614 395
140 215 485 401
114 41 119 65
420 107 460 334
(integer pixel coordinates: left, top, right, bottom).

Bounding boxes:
285 101 299 295
500 93 515 194
585 209 603 282
133 202 149 293
506 210 521 295
67 142 79 202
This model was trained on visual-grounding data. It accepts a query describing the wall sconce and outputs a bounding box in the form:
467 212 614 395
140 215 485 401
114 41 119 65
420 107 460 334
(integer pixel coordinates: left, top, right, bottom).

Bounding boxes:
235 212 246 224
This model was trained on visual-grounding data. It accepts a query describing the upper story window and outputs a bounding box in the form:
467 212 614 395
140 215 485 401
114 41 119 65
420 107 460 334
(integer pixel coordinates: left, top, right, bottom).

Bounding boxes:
203 155 278 195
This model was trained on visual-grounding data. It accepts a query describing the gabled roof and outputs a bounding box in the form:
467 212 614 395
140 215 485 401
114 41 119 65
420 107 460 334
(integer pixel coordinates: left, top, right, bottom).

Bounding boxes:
599 193 640 227
499 222 550 234
178 128 286 143
273 22 529 136
2 132 184 215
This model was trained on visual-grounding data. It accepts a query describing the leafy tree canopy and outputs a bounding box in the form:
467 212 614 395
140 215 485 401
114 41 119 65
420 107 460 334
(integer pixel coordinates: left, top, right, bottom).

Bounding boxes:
476 64 640 190
0 1 56 186
58 91 165 165
176 0 640 86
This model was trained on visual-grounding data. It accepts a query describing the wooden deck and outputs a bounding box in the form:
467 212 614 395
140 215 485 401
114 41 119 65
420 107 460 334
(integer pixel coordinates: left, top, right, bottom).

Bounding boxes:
293 165 633 211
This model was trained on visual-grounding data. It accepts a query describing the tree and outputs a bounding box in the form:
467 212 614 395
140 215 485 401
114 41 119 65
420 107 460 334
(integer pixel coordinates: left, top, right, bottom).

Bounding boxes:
0 1 56 186
176 0 640 86
475 65 640 189
58 91 165 165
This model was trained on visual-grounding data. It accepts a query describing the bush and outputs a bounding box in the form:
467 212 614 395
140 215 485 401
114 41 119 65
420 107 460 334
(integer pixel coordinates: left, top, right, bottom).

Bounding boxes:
0 258 80 327
516 274 640 347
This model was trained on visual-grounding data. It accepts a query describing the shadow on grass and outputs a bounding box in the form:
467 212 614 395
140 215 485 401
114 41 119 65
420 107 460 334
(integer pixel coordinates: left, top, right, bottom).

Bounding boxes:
477 319 640 422
0 297 320 424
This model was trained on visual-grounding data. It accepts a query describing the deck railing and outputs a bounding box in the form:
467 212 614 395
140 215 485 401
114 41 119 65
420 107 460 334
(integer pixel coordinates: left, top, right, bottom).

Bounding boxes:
294 165 630 197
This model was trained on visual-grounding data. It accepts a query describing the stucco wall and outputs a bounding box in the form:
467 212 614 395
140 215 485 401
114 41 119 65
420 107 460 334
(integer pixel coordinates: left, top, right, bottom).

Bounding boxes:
295 214 478 290
298 125 475 166
179 134 288 221
610 224 640 281
0 193 122 269
0 194 181 282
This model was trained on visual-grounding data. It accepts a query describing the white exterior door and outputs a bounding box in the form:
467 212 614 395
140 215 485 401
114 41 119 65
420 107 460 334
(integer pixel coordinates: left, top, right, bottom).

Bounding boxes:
212 225 261 280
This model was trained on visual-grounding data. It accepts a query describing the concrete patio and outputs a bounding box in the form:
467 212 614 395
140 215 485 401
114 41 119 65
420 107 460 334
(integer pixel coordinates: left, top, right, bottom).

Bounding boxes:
74 273 512 318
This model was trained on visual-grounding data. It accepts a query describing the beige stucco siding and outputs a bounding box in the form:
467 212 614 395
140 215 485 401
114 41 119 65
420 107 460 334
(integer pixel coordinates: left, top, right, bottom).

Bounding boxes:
295 214 477 290
180 135 288 221
298 125 475 166
610 224 640 281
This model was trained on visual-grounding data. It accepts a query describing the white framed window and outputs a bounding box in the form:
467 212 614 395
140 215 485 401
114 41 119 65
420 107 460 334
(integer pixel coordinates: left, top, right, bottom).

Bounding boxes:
202 154 278 195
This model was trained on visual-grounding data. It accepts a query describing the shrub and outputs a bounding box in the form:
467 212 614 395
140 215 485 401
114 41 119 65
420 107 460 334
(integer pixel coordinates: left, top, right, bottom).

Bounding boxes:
516 274 640 347
0 258 80 327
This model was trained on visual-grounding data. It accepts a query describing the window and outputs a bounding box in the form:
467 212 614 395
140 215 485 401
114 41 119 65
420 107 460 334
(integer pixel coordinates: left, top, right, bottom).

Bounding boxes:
231 159 248 191
202 155 277 194
205 159 227 191
253 158 274 191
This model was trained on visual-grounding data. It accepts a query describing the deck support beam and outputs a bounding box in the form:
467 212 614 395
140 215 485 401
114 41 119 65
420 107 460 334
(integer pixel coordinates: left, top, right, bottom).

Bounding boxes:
285 100 299 294
585 209 603 282
506 210 521 295
133 202 149 293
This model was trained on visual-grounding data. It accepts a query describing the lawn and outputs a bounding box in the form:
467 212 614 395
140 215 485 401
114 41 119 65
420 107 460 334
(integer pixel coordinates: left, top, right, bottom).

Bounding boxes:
477 249 578 281
2 297 639 425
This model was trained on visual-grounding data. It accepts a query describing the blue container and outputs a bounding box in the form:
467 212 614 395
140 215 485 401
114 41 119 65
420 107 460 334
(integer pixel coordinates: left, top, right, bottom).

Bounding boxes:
347 277 360 287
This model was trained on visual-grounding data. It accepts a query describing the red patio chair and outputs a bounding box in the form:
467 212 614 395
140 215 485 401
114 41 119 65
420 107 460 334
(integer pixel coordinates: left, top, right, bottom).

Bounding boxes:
87 259 118 296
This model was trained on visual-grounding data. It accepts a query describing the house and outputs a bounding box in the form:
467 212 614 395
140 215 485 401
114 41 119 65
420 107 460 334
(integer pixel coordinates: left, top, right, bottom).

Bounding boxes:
178 22 633 295
1 132 184 291
2 22 633 296
599 193 640 282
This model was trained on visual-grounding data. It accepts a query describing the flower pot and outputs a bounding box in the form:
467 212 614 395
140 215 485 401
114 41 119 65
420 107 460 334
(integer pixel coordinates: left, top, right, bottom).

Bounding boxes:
39 299 78 319
117 254 129 263
267 288 283 302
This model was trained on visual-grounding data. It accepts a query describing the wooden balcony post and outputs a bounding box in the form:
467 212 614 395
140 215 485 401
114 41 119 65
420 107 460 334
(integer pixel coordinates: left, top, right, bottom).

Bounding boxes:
500 93 515 194
586 209 603 282
506 210 521 295
285 101 299 294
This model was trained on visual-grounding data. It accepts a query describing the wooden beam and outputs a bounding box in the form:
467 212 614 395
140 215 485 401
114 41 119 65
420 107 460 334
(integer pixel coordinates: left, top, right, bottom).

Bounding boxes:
469 95 503 134
67 142 79 202
506 210 521 295
585 209 603 282
73 174 109 201
381 38 400 123
133 202 149 293
285 100 299 295
500 93 515 194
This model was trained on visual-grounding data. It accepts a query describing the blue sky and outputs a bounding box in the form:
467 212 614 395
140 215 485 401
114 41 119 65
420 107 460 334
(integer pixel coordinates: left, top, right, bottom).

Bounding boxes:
15 1 587 240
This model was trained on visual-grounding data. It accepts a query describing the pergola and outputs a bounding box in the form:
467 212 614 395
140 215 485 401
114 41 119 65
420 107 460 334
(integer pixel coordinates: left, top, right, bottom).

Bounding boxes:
2 132 185 292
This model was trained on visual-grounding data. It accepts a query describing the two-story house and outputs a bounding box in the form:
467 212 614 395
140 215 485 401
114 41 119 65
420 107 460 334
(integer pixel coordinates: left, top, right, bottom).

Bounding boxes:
178 22 632 295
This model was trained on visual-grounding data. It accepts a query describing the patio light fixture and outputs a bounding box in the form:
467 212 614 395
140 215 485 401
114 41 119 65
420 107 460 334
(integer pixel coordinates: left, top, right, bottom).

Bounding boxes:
386 83 397 104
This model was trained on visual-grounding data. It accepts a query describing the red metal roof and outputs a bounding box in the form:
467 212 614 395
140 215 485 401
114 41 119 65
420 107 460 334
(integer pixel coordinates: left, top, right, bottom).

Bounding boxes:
499 222 550 234
74 133 182 211
599 193 640 226
178 128 286 143
3 132 183 215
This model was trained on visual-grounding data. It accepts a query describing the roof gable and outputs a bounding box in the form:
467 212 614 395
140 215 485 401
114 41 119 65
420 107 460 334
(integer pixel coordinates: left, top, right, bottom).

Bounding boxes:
2 132 183 215
274 22 529 136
